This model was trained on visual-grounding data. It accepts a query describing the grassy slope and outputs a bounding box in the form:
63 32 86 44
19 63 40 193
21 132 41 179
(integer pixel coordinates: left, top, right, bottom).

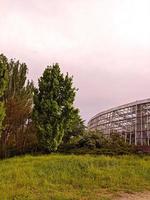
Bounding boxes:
0 155 150 200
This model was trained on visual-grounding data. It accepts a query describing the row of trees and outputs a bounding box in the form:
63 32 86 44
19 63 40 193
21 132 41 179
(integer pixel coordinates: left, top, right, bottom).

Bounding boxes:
0 54 134 158
0 54 84 158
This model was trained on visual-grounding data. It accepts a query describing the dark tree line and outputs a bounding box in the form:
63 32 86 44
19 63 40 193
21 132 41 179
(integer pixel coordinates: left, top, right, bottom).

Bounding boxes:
0 54 84 158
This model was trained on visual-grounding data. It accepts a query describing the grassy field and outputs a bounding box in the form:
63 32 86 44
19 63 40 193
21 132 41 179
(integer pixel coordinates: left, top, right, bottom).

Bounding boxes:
0 154 150 200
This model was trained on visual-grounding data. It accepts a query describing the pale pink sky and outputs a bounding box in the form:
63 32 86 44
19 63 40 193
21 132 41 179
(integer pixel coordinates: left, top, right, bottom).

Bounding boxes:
1 0 150 121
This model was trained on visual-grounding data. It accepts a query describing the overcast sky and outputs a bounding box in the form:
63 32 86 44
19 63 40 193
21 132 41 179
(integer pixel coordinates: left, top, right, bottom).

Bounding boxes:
1 0 150 122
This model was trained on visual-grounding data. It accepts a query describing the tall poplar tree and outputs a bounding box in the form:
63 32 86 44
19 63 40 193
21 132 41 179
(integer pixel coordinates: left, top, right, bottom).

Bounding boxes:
33 63 80 152
0 54 8 134
1 58 36 157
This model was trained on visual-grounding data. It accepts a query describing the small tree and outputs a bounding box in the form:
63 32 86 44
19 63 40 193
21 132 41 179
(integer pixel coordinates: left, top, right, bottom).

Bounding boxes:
33 64 79 152
0 54 8 134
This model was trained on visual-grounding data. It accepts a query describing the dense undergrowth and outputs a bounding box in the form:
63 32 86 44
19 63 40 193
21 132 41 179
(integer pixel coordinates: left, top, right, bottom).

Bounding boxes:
0 154 150 200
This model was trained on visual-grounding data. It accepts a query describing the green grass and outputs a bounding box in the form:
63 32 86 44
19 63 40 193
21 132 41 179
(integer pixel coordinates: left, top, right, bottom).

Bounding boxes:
0 154 150 200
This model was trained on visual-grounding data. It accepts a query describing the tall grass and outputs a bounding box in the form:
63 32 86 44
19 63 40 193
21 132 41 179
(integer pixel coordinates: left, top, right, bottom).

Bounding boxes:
0 154 149 200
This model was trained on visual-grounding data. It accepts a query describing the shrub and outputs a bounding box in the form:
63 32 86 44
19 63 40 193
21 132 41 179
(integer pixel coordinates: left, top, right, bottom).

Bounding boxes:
59 131 135 155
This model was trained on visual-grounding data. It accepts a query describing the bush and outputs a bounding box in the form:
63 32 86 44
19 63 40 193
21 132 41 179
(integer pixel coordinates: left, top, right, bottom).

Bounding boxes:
77 131 106 149
59 131 135 155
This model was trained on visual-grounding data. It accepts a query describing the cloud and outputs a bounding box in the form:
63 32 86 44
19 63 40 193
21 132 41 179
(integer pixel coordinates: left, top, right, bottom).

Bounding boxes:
1 0 150 122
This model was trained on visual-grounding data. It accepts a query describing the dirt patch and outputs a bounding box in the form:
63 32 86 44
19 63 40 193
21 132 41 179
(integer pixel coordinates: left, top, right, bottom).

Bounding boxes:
115 192 150 200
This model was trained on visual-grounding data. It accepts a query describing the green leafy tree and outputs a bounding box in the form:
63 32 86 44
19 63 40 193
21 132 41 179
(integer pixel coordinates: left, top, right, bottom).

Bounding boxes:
1 59 36 157
33 63 80 152
62 112 85 144
0 54 8 134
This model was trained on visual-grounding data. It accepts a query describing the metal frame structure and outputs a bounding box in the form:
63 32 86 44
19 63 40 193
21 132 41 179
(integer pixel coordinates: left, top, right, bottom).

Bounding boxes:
88 99 150 146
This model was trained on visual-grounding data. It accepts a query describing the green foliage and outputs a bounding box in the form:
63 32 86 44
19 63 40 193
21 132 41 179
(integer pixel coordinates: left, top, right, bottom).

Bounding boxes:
62 112 85 144
0 54 8 96
0 54 8 134
0 58 36 158
4 59 33 98
104 133 135 155
0 154 150 199
77 131 106 149
33 64 79 152
60 131 134 155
